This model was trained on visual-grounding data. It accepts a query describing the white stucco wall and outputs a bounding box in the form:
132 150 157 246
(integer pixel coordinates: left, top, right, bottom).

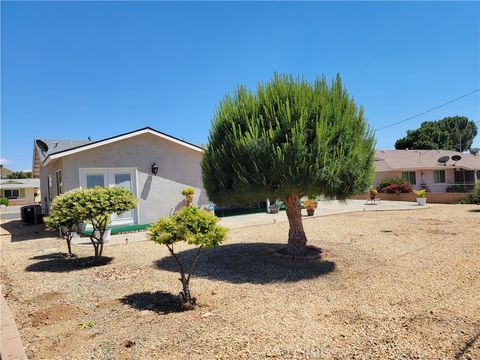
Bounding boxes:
41 133 209 223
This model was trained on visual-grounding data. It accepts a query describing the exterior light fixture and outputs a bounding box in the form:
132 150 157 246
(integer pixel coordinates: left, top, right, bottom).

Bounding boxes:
151 163 159 175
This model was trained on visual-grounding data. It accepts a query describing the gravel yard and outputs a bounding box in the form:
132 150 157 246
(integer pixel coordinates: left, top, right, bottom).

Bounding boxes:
1 204 479 359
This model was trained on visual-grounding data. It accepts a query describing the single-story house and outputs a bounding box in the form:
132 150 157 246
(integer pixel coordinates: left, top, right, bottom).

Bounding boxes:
32 127 209 226
374 149 480 192
0 178 40 205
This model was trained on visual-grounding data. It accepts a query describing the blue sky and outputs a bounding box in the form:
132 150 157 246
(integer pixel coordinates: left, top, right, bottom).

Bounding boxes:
1 1 479 171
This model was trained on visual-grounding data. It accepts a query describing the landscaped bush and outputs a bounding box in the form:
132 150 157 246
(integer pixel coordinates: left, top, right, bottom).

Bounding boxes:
45 187 136 259
476 182 480 195
74 187 137 258
377 177 412 194
44 191 83 257
149 206 227 310
446 185 471 193
454 194 480 205
0 197 8 206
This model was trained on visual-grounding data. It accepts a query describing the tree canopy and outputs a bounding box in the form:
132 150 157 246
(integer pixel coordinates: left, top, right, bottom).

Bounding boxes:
394 116 477 152
202 73 375 255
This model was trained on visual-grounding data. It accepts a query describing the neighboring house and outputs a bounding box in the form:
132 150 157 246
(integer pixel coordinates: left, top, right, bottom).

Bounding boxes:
0 178 40 205
374 149 480 192
32 127 209 226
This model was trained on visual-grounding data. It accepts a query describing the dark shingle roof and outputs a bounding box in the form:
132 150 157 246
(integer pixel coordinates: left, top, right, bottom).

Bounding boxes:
35 139 92 162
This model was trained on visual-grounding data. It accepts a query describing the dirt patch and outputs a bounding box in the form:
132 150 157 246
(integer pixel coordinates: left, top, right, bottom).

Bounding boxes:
37 291 64 301
30 304 84 327
93 266 143 281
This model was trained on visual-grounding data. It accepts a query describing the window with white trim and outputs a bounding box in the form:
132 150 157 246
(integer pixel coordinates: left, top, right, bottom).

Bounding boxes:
401 171 416 185
433 170 446 184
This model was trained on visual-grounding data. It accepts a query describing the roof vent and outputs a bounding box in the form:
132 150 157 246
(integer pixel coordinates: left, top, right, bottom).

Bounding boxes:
35 140 49 154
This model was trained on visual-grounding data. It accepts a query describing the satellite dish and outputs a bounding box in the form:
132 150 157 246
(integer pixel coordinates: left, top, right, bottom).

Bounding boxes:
437 156 450 165
451 155 462 162
470 148 480 155
35 139 49 154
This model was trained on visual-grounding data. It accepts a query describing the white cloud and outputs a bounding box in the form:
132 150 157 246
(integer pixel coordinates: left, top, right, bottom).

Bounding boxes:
0 158 10 166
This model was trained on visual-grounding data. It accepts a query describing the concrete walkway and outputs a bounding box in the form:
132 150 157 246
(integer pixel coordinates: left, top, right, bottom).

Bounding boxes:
219 199 431 229
73 200 430 246
1 295 28 360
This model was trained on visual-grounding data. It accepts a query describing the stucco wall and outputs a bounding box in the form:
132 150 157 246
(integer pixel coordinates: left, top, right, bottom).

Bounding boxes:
42 133 209 224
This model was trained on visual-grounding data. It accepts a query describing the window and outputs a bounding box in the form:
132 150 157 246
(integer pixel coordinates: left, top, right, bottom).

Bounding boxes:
401 171 416 185
56 170 63 195
4 189 20 199
433 170 446 184
48 175 52 201
86 174 105 188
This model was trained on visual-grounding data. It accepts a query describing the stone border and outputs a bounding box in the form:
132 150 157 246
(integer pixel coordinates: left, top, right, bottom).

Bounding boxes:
1 295 28 360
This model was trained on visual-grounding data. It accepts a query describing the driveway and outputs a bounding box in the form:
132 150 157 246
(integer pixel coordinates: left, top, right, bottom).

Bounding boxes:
0 206 22 220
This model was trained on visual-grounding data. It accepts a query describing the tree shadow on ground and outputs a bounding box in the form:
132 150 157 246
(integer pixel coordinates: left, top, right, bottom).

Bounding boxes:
0 220 56 242
120 291 181 314
468 209 480 213
25 255 113 273
154 242 335 284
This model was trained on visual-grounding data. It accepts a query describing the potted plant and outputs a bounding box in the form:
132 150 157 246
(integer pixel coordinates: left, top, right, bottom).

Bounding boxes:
369 188 378 201
415 189 427 206
181 187 195 206
304 199 316 216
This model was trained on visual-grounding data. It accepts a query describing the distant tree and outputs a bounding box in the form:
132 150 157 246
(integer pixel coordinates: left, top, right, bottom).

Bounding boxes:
202 73 375 256
7 171 32 179
395 116 477 152
73 187 137 258
149 206 227 310
44 191 82 257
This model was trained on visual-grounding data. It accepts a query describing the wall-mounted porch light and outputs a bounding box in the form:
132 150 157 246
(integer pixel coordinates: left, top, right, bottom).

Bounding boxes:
151 163 159 176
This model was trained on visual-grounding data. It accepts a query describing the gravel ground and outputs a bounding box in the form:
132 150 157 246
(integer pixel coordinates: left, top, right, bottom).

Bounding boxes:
1 205 479 359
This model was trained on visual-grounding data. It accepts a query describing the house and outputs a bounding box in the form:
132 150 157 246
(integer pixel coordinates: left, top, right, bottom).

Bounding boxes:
374 149 480 192
32 127 209 226
0 178 40 205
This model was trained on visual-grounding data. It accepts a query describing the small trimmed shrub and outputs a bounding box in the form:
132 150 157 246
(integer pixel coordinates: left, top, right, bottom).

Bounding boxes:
149 206 227 310
0 198 8 206
181 187 195 205
476 182 480 195
74 187 137 258
44 191 83 257
181 187 195 196
377 177 412 194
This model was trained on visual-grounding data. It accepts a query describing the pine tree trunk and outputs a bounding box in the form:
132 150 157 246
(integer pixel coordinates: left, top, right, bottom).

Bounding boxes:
285 194 307 255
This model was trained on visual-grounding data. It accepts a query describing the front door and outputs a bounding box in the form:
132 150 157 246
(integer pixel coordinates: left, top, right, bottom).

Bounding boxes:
80 168 138 225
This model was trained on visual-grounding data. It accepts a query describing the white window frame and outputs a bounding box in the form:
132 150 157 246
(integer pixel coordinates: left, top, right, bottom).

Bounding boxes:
433 170 446 184
79 168 139 225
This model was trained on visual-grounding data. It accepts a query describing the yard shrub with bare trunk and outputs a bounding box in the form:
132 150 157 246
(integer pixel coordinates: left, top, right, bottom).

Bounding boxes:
44 191 82 257
202 73 375 255
66 187 136 258
148 206 227 310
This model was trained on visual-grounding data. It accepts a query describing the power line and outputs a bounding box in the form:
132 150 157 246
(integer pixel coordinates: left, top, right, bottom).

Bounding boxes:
375 89 480 132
